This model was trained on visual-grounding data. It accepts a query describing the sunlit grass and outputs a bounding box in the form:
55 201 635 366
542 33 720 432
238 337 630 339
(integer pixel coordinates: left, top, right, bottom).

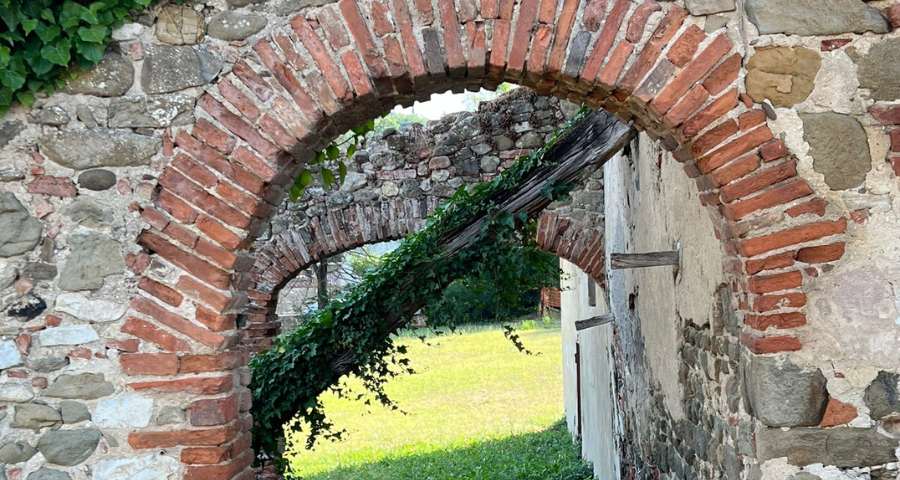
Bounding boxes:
286 320 592 480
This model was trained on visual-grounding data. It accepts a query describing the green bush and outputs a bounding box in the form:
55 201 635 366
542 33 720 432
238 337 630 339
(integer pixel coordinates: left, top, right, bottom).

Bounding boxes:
0 0 167 114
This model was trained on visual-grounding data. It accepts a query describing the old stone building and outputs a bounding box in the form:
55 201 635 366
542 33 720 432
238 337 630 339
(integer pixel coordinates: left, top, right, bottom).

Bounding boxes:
0 0 899 479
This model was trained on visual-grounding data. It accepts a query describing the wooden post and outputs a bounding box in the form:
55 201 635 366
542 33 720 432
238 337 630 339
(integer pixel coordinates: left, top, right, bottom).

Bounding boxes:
575 313 615 331
610 251 680 270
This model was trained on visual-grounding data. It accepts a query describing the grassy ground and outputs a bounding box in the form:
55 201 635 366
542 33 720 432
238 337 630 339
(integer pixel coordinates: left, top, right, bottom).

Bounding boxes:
286 319 593 480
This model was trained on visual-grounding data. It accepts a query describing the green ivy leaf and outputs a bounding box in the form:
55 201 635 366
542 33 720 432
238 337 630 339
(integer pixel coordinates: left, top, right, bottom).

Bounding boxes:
15 90 35 107
76 40 105 63
0 46 9 68
0 57 26 89
326 143 340 160
298 169 313 187
77 24 107 43
35 22 60 43
321 168 335 187
338 161 347 184
346 144 356 159
41 8 54 22
0 87 12 107
20 18 38 35
319 310 333 328
41 39 71 66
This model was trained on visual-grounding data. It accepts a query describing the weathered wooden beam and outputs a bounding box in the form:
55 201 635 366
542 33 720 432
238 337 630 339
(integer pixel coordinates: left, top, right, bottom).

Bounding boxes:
610 251 680 270
575 313 615 331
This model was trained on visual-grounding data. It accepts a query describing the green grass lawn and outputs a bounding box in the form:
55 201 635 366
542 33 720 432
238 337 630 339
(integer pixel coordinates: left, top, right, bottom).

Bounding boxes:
285 321 593 480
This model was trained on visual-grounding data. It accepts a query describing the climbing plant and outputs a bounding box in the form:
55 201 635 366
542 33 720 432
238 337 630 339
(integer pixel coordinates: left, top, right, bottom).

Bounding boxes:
249 107 611 472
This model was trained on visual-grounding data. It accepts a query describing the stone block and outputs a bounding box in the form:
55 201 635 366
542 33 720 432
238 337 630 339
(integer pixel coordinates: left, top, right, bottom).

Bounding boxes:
94 396 154 428
745 355 828 427
686 0 735 15
849 38 900 102
0 193 42 258
44 373 114 400
746 0 889 36
745 47 821 108
156 4 204 45
801 113 871 191
208 12 268 41
37 429 101 466
58 233 125 291
39 130 161 170
864 371 900 420
141 45 204 94
64 52 134 97
756 426 899 467
108 94 196 128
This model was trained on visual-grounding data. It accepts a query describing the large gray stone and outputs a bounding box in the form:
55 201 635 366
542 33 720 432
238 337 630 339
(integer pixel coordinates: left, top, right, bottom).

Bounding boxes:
155 4 204 45
55 293 127 323
58 233 125 291
0 120 25 149
77 170 117 191
27 106 70 126
63 198 114 229
12 403 61 429
23 262 58 281
745 47 821 108
0 384 35 403
141 45 204 94
685 0 735 15
37 429 101 466
0 193 42 257
0 340 23 370
746 0 889 36
850 38 900 102
59 401 91 424
93 454 180 480
44 373 114 400
801 113 871 191
864 371 899 420
0 442 38 463
745 355 828 427
39 326 100 347
27 356 69 373
108 94 196 128
756 427 899 467
207 12 268 41
93 395 153 428
275 0 333 15
39 130 161 170
27 469 71 480
64 52 134 97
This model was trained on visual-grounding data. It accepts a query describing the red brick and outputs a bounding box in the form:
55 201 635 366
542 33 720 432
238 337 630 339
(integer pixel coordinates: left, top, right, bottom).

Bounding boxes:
183 450 253 480
888 4 900 29
318 6 351 48
107 338 140 353
138 277 184 307
582 0 606 31
163 129 174 156
786 198 828 218
141 207 170 231
870 105 900 125
746 251 795 275
415 0 433 22
120 353 179 376
191 394 239 426
195 239 238 271
741 218 847 258
132 295 228 349
182 446 232 465
720 159 798 203
382 36 414 95
172 154 219 190
67 347 92 360
122 317 192 352
253 40 324 126
391 0 426 85
702 53 741 96
597 41 635 88
546 0 580 75
258 114 297 150
753 292 807 312
157 190 199 224
653 34 732 114
481 0 499 18
140 230 232 290
231 62 273 102
667 25 706 68
129 423 240 449
176 276 236 313
796 242 845 264
821 39 852 52
749 270 803 294
27 176 77 197
437 0 467 77
739 110 767 131
698 126 773 173
217 78 261 122
369 0 395 35
760 140 788 162
291 16 352 104
681 89 739 138
198 94 279 158
626 0 661 43
195 304 237 332
745 311 806 330
467 21 488 76
692 120 738 157
158 169 251 230
180 352 244 374
340 0 393 94
273 33 307 71
537 0 558 23
664 85 709 129
741 332 802 354
489 19 512 77
709 154 760 187
527 25 554 79
196 215 243 251
619 5 688 93
821 398 857 427
891 129 900 153
582 0 631 82
14 334 30 354
724 179 813 220
129 376 233 396
193 119 236 155
851 208 871 224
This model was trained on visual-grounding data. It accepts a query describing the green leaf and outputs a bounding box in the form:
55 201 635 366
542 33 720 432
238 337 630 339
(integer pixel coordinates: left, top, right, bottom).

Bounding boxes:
319 310 333 328
0 57 25 89
346 144 356 159
298 169 313 187
338 162 347 184
15 90 34 107
75 41 104 63
77 24 107 43
41 8 54 22
321 168 335 187
0 87 12 107
0 46 9 68
41 39 71 66
20 18 37 35
326 143 340 160
34 22 60 43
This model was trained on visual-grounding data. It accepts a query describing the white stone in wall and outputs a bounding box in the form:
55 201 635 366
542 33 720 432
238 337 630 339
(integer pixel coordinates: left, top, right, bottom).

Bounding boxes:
93 395 154 428
0 383 34 402
55 293 127 323
93 453 180 480
39 325 100 346
0 340 22 369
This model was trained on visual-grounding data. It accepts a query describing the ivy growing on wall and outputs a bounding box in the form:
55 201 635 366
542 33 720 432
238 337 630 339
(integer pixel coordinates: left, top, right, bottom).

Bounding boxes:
249 108 597 472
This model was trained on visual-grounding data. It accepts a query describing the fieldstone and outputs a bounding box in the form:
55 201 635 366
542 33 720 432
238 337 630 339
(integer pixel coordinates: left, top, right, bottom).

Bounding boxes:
745 0 889 35
745 47 821 108
93 396 153 428
686 0 735 15
12 403 61 429
39 326 100 347
111 22 144 41
196 49 224 83
381 182 400 197
27 106 70 126
75 105 98 128
0 384 35 403
0 259 15 289
64 52 134 97
156 406 185 425
0 120 25 148
801 113 871 191
45 373 113 400
705 14 730 32
745 355 827 427
228 0 265 6
27 469 71 480
141 45 204 94
429 156 451 169
77 170 116 191
93 454 180 480
0 340 23 369
58 232 125 291
518 132 543 149
0 193 42 257
28 356 68 373
7 295 47 320
23 262 58 281
864 371 899 420
850 38 900 102
0 168 25 182
108 94 196 128
275 0 332 15
59 401 91 424
156 4 204 45
208 12 268 41
39 130 161 170
399 178 421 198
0 442 38 463
340 171 368 192
756 426 898 467
55 293 127 323
480 156 500 173
38 429 101 466
63 198 114 229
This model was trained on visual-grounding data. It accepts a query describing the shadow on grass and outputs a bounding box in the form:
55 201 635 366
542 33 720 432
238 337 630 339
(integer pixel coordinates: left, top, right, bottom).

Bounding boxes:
291 420 594 480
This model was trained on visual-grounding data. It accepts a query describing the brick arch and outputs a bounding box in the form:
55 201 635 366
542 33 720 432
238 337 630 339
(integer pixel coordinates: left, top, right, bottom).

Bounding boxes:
123 1 850 478
245 200 605 350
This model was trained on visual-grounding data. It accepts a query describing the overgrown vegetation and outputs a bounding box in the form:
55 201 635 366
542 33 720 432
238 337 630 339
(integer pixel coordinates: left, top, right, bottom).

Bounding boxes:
250 108 597 469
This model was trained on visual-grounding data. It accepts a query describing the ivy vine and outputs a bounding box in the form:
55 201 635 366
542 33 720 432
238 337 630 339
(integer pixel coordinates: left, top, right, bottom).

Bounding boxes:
250 107 596 474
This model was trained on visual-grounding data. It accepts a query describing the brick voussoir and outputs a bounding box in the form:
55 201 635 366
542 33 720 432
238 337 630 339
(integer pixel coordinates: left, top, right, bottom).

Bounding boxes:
132 295 229 349
739 218 848 258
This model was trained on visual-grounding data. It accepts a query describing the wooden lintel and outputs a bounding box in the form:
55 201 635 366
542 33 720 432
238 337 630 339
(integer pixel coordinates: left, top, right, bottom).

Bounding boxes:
575 313 615 331
610 251 680 270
